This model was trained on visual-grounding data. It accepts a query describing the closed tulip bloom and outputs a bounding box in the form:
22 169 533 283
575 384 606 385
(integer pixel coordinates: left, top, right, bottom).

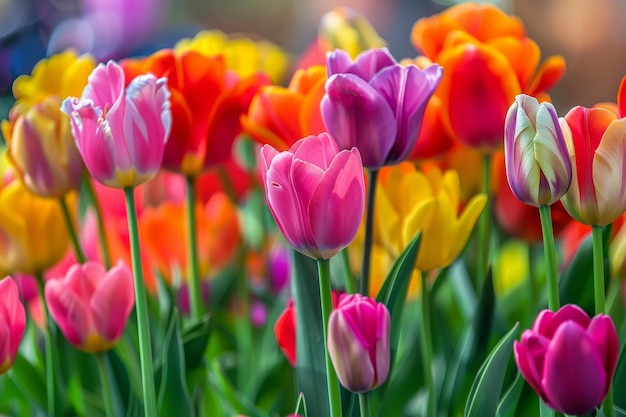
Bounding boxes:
0 276 26 375
61 60 172 188
2 97 84 198
327 293 390 393
259 132 365 260
504 94 571 207
322 48 442 170
45 261 134 353
514 304 618 415
560 106 626 226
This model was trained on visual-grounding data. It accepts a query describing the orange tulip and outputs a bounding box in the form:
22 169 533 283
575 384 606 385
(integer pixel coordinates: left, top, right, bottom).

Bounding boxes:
241 65 327 151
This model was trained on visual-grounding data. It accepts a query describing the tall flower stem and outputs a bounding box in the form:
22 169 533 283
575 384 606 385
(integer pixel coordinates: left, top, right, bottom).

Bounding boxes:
36 275 58 417
185 175 202 319
123 187 157 417
235 250 253 394
83 177 112 268
359 392 371 417
420 274 436 417
317 258 343 417
476 153 492 285
538 205 560 310
360 169 379 295
96 354 115 417
59 196 86 263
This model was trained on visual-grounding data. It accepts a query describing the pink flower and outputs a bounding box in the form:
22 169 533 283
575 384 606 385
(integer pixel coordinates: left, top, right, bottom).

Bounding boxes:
0 276 26 375
61 60 171 188
259 132 365 260
327 293 390 393
514 304 618 415
45 261 135 353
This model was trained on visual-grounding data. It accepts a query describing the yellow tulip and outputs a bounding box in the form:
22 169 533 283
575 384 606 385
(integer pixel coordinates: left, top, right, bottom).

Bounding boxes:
376 163 486 272
174 30 290 84
319 7 387 59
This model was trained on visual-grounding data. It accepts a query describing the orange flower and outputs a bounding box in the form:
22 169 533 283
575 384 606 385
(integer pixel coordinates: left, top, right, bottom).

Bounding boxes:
411 3 565 152
122 49 269 176
241 65 327 151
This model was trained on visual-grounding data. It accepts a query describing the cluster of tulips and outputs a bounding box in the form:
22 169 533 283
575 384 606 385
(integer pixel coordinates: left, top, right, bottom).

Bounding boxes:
0 3 625 417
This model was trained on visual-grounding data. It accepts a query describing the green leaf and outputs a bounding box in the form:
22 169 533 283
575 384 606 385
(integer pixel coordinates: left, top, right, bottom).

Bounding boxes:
464 322 520 417
612 336 626 411
8 353 47 410
496 372 524 417
294 392 309 417
209 361 269 417
156 310 195 417
182 315 212 370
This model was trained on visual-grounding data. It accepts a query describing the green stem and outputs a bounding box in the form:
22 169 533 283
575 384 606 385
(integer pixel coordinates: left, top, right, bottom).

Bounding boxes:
592 225 606 315
359 392 371 417
340 248 356 294
317 258 343 417
539 205 560 310
59 196 86 263
185 175 203 319
96 354 115 417
476 153 492 285
123 187 157 417
36 275 58 417
217 165 237 203
420 275 436 417
360 169 379 296
539 398 555 417
83 177 112 268
235 250 253 394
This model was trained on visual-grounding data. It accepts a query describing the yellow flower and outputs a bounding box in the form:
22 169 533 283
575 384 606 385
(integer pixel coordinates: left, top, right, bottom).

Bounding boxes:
377 163 486 272
494 240 528 295
12 50 96 107
319 7 387 59
174 30 290 84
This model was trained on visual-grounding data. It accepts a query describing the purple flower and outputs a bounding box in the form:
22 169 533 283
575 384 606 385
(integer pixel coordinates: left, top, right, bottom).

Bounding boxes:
322 48 442 170
514 304 618 415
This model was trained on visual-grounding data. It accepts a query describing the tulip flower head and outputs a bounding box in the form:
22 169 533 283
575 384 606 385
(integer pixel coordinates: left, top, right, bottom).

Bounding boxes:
514 304 618 415
327 293 390 393
0 276 26 375
259 132 365 260
560 106 626 226
61 60 172 188
45 261 135 353
504 94 572 207
322 48 442 170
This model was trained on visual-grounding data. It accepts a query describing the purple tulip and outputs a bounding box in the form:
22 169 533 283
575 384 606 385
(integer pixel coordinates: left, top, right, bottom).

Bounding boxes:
259 132 366 260
327 293 390 393
322 48 442 170
514 304 618 415
61 60 171 189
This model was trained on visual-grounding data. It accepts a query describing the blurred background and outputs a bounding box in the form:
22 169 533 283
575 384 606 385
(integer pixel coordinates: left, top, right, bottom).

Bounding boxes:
1 0 625 112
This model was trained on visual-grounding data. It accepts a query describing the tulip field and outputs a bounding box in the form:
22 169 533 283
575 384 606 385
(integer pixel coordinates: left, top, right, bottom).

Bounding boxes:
1 2 626 417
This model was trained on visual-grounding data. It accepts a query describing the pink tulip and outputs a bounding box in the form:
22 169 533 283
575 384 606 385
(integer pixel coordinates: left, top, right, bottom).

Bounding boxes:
327 293 390 393
0 276 26 375
61 60 171 188
514 304 618 415
259 132 365 260
45 261 134 353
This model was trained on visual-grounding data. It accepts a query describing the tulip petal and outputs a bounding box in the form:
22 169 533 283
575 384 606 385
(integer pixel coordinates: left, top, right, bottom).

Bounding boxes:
91 262 134 341
327 48 396 80
619 75 626 118
514 335 548 402
45 278 92 347
587 315 619 391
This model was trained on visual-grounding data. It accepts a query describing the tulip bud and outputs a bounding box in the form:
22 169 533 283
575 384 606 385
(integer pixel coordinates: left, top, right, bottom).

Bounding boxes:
45 261 135 353
504 94 572 207
0 276 26 375
514 304 618 415
327 294 390 393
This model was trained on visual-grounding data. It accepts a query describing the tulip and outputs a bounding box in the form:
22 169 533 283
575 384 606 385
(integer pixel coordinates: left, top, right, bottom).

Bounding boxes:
322 48 442 169
45 261 134 353
504 94 572 207
327 293 390 393
2 97 84 198
61 60 172 188
319 7 387 59
514 304 618 415
560 106 626 226
0 276 26 375
259 132 365 260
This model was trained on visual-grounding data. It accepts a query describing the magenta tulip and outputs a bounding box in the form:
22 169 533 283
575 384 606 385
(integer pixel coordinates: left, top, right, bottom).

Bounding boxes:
259 132 365 260
322 48 442 170
61 60 171 188
45 261 135 353
514 304 618 415
0 276 26 375
327 293 390 393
